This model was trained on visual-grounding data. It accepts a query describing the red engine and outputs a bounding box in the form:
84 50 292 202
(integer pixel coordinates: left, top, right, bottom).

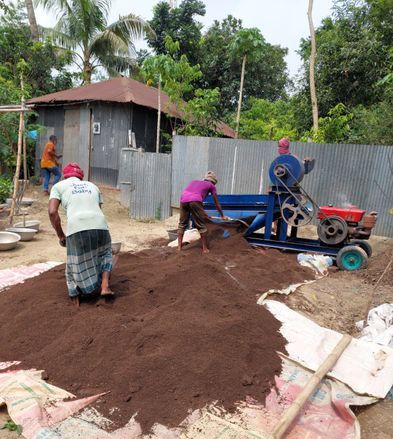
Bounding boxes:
318 206 365 223
317 205 378 243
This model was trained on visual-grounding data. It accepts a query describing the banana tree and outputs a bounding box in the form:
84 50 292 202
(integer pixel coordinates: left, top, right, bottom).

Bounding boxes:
37 0 154 83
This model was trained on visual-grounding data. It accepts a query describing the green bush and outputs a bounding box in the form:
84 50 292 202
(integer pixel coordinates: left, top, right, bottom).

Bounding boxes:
0 176 13 203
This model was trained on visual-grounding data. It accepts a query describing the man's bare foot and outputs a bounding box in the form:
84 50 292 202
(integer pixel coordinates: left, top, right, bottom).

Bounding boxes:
71 296 80 307
202 248 210 254
101 289 115 297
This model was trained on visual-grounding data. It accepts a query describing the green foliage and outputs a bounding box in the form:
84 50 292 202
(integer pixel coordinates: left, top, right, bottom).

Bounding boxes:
141 38 222 139
38 0 153 83
147 0 205 65
0 2 74 95
182 88 222 136
142 37 202 112
229 28 266 62
302 104 353 143
296 0 393 130
347 101 393 145
239 98 299 141
199 17 288 116
0 175 13 203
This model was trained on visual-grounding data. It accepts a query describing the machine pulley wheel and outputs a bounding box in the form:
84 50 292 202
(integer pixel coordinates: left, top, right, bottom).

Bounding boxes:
318 215 348 245
280 195 315 227
336 245 368 271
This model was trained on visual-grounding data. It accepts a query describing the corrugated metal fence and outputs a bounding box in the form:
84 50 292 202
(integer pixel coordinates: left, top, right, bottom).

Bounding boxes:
119 148 172 220
171 136 393 237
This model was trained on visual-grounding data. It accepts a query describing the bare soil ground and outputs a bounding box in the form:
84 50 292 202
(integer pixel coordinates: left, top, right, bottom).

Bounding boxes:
0 186 392 438
0 186 177 269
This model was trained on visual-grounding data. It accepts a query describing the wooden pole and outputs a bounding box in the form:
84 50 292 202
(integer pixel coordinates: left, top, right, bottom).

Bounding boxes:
235 54 246 139
23 134 27 181
307 0 319 135
9 74 25 225
156 75 162 153
272 334 352 439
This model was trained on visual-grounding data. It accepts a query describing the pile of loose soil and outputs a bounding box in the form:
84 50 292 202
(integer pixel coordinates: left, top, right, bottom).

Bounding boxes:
360 250 393 286
0 229 313 432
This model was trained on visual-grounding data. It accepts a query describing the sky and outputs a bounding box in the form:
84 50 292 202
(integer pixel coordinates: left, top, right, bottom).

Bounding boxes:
34 0 335 77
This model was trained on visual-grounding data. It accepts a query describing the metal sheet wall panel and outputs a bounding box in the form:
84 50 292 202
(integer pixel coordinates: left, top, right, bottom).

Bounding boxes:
118 148 134 207
118 150 172 219
128 152 172 220
63 107 80 166
171 136 210 205
171 136 393 237
90 102 131 187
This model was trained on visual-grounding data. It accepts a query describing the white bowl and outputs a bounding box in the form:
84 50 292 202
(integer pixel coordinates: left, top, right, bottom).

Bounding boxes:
111 241 122 254
14 220 41 231
0 231 21 251
6 227 37 241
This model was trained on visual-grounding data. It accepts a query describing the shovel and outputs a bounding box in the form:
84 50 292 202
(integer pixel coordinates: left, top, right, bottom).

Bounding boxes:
209 216 250 228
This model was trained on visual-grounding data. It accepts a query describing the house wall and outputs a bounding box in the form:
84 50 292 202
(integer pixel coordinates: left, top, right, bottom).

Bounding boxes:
36 104 90 178
35 101 172 188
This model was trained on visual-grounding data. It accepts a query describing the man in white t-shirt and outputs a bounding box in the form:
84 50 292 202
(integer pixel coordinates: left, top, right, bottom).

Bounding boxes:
48 163 114 307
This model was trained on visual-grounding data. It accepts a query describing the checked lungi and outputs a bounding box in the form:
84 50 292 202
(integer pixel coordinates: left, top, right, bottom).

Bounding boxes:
66 229 112 297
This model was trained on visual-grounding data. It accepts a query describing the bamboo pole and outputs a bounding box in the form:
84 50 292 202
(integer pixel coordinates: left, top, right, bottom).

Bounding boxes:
23 134 28 181
9 74 25 225
156 75 162 153
0 106 32 113
272 334 352 439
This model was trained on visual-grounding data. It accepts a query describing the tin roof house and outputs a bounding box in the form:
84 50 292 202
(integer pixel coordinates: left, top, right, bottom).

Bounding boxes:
29 77 235 187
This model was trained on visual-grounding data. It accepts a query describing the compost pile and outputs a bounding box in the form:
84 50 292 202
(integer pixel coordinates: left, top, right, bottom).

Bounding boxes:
0 229 312 432
360 250 393 286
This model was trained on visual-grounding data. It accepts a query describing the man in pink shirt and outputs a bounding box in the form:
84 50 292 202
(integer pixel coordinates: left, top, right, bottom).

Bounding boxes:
178 171 226 253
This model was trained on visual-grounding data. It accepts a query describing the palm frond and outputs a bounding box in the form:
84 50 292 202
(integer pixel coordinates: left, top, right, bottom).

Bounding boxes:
34 0 73 18
106 13 155 43
41 26 79 50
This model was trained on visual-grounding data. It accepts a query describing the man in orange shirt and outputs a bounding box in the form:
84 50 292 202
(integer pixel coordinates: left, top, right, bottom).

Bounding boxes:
41 135 62 194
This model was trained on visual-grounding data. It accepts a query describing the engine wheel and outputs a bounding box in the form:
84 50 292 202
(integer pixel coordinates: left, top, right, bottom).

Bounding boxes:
318 215 348 245
336 245 368 271
350 239 373 257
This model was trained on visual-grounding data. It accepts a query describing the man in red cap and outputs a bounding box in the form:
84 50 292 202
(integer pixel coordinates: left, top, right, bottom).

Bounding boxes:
278 137 291 155
48 163 115 306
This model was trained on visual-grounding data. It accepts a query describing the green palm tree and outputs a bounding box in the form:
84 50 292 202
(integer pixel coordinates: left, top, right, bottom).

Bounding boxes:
38 0 154 83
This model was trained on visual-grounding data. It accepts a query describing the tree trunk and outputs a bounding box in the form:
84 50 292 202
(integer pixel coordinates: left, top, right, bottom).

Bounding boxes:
83 50 93 84
235 54 247 139
156 76 162 153
25 0 39 40
308 0 319 135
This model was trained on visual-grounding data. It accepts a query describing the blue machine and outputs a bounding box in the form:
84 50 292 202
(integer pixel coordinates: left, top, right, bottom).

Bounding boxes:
202 154 375 269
